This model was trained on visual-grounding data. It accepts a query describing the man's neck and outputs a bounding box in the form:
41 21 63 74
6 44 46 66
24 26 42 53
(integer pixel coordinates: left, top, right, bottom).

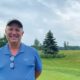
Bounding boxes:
8 42 20 49
8 42 21 56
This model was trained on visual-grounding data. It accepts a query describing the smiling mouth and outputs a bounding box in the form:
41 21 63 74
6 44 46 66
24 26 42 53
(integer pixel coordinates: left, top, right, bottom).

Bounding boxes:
9 36 19 40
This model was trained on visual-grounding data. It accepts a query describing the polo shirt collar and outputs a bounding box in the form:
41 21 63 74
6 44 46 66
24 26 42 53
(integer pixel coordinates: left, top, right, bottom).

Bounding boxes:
3 43 25 55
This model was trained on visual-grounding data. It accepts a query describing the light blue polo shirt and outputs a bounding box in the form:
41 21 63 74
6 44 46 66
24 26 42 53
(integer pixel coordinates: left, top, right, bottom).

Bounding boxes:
0 43 42 80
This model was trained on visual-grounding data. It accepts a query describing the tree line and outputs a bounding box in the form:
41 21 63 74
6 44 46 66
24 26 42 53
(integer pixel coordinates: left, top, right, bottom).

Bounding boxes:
1 30 79 58
0 30 59 58
59 41 80 50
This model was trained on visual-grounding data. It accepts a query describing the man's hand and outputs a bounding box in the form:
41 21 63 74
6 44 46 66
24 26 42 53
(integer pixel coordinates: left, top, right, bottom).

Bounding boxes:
35 71 41 79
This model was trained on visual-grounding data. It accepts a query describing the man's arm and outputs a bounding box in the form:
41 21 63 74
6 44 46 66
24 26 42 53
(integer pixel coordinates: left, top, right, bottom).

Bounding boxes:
33 48 42 79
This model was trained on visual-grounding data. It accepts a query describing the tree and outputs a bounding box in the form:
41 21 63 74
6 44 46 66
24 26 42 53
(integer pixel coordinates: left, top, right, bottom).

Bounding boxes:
43 30 58 57
0 35 7 47
64 41 69 50
32 39 42 50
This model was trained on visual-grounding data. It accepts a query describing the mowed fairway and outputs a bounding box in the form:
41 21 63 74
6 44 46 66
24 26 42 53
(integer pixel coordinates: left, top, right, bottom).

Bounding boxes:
38 50 80 80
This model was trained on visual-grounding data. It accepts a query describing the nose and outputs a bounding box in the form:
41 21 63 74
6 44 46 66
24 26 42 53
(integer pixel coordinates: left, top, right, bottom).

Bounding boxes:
12 30 17 34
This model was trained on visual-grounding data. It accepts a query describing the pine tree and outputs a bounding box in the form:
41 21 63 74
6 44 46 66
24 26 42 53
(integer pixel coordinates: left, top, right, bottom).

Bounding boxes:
43 30 58 57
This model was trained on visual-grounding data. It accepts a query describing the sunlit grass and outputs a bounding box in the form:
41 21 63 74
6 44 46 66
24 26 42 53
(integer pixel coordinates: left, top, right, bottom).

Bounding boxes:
38 50 80 80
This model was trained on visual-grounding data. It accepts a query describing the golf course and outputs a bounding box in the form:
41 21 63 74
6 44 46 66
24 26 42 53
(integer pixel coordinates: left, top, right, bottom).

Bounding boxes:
38 50 80 80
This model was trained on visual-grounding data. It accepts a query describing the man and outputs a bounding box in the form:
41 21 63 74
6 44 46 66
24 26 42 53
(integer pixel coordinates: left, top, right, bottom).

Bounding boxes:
0 19 42 80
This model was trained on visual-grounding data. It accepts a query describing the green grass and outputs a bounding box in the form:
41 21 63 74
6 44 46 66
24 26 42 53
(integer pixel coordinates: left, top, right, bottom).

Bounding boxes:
38 50 80 80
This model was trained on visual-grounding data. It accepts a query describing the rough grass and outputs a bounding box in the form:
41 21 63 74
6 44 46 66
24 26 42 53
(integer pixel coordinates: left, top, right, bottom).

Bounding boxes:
38 50 80 80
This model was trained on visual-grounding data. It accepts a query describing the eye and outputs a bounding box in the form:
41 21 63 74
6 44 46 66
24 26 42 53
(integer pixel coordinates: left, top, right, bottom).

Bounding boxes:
15 29 20 32
9 28 13 31
15 28 22 32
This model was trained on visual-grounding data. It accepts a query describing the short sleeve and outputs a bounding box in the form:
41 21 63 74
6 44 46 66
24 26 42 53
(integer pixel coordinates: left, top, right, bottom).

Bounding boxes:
34 49 42 72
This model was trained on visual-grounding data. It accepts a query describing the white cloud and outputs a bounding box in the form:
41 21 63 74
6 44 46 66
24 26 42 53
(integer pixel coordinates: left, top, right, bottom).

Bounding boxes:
0 0 80 46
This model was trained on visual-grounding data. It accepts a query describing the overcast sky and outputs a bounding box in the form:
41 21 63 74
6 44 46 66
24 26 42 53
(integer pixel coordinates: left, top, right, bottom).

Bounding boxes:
0 0 80 46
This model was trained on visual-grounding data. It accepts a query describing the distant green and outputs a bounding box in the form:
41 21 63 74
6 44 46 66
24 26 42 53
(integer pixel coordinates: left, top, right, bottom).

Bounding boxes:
38 50 80 80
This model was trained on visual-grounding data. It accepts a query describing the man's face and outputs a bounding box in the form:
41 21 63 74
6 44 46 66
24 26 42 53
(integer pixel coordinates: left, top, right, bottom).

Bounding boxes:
5 24 24 43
